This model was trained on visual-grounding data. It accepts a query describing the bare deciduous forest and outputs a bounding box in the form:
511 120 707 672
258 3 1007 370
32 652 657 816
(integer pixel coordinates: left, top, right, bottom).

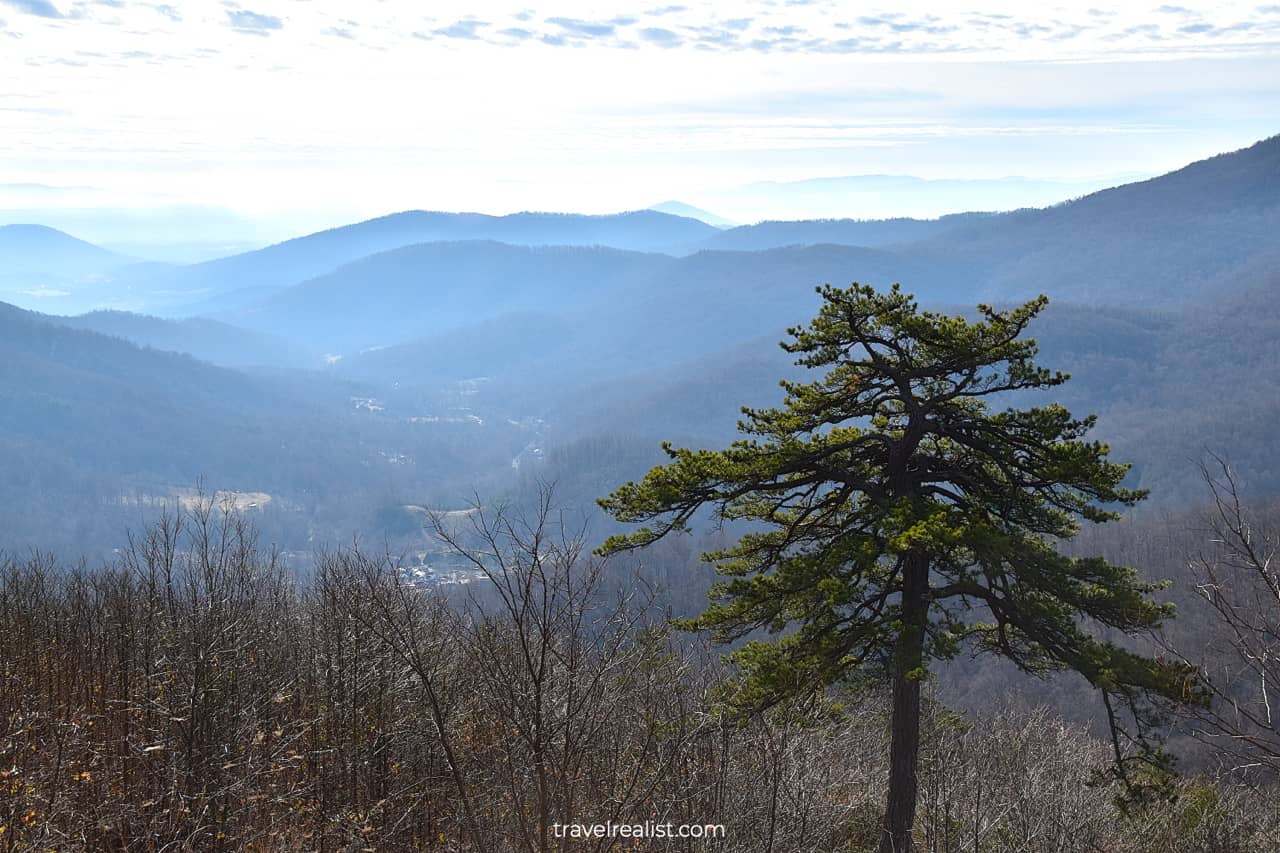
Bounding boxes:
1 37 1277 846
3 476 1280 851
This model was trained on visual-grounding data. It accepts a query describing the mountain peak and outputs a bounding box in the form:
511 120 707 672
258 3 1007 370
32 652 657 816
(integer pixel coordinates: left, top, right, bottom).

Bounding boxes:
648 201 737 229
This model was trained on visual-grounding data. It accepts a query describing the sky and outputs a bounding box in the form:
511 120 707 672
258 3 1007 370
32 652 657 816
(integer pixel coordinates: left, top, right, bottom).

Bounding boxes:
3 0 1279 232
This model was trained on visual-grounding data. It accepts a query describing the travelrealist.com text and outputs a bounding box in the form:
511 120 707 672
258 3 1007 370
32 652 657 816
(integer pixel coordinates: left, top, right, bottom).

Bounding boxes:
551 821 727 840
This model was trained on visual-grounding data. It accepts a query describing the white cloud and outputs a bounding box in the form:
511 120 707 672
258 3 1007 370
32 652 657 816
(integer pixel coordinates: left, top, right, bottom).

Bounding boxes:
1 1 1278 220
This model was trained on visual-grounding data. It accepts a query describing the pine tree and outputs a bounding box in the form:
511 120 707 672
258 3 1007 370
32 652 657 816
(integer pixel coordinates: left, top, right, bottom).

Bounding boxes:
598 283 1197 852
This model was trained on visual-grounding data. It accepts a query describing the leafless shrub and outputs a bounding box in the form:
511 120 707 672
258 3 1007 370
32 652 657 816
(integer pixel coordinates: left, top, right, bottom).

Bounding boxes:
3 485 1280 851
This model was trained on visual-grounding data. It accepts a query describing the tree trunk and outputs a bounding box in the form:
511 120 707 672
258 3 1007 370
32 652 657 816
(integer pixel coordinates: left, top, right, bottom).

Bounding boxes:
880 553 928 853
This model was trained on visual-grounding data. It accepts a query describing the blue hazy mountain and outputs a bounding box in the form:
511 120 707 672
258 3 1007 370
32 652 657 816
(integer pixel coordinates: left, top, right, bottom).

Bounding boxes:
289 240 947 375
0 299 289 486
0 224 147 314
681 135 1280 303
694 172 1148 222
223 241 677 354
128 209 719 313
221 135 1280 370
900 133 1280 303
334 311 577 383
0 298 527 548
692 212 993 252
0 197 306 262
25 137 1274 321
647 200 737 229
0 224 124 272
4 133 1279 558
55 310 313 369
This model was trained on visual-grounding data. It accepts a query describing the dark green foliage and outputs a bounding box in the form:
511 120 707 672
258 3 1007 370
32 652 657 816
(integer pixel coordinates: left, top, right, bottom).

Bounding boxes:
599 283 1200 794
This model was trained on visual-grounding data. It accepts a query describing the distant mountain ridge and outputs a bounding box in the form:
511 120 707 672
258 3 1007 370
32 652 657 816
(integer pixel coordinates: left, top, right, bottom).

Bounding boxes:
0 224 124 268
221 134 1280 367
23 135 1275 319
648 201 737 229
126 209 719 312
0 225 140 313
225 240 677 353
679 134 1280 302
901 133 1280 302
0 224 128 281
0 299 284 486
291 239 947 374
693 171 1147 222
55 309 311 368
0 298 474 522
694 213 993 252
4 132 1280 560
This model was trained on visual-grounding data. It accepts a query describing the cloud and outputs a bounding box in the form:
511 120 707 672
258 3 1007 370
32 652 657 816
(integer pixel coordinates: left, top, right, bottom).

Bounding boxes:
0 103 69 113
747 35 807 52
494 26 533 41
637 26 681 47
434 18 487 39
545 16 615 38
3 0 1276 74
854 14 957 36
1103 23 1164 41
30 55 87 65
1008 22 1053 37
1049 24 1088 41
226 9 282 33
685 24 743 48
1 0 64 18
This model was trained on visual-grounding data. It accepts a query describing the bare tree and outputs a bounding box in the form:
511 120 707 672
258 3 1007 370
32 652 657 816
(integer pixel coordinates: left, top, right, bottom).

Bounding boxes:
428 482 704 852
1165 455 1280 779
10 488 1280 851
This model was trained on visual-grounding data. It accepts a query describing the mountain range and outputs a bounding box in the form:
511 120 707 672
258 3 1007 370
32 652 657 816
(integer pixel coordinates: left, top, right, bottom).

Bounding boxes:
2 132 1278 557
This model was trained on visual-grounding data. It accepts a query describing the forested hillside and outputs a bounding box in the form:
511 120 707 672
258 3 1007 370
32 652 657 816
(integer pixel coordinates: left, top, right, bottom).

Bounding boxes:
3 134 1280 852
110 210 719 312
11 0 1280 839
3 483 1279 851
3 135 1279 558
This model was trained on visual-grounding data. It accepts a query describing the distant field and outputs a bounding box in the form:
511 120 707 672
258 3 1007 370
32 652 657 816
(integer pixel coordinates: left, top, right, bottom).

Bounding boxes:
174 488 273 512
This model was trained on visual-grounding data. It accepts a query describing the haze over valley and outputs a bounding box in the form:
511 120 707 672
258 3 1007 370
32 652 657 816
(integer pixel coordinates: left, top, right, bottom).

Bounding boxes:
5 2 1280 846
2 134 1278 563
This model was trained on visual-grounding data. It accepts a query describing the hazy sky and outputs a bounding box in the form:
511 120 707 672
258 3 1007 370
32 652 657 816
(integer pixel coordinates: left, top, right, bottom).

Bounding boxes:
3 0 1279 225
